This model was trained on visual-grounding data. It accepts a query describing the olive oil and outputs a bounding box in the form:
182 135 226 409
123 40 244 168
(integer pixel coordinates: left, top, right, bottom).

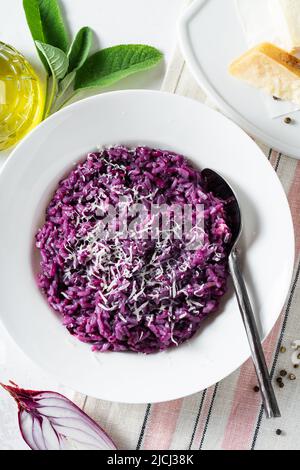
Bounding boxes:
0 42 44 151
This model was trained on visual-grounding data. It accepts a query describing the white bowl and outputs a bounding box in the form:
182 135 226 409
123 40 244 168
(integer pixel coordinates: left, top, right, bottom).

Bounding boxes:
0 90 294 403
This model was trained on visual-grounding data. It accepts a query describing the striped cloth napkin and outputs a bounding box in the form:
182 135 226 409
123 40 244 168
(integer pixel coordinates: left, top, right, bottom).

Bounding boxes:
74 19 300 453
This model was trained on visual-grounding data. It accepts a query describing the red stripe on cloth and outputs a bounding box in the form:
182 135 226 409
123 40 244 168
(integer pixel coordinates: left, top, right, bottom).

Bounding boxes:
269 150 279 167
221 161 300 450
290 165 300 254
190 386 216 449
221 317 281 450
142 399 183 450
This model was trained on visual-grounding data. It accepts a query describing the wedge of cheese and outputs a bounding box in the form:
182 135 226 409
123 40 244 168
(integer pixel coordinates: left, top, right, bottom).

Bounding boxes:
271 0 300 54
229 42 300 105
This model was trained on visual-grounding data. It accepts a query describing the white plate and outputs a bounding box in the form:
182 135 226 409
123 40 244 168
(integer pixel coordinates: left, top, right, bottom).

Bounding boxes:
178 0 300 159
0 90 294 403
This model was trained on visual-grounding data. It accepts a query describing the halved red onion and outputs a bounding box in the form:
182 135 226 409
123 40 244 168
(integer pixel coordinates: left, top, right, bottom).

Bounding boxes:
1 382 117 450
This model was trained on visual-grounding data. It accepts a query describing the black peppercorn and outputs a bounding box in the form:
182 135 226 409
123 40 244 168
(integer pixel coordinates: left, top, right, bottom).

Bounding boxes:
276 429 282 436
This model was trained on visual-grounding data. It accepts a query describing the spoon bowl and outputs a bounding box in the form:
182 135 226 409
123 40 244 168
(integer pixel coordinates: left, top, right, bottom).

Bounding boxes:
201 168 241 251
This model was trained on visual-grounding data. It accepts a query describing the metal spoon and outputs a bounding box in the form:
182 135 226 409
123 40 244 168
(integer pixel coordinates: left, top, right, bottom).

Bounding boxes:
202 168 280 419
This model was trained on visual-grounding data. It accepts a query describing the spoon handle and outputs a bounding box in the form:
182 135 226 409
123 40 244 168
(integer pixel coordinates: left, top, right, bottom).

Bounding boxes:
229 249 281 419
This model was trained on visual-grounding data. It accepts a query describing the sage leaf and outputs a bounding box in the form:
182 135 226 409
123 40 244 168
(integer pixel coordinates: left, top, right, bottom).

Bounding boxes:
23 0 69 73
74 44 163 91
53 70 76 112
23 0 48 70
68 27 93 72
59 70 76 93
23 0 45 44
36 41 69 80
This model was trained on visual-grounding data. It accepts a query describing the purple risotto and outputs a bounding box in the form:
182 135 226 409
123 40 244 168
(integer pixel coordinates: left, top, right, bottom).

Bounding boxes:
36 146 232 353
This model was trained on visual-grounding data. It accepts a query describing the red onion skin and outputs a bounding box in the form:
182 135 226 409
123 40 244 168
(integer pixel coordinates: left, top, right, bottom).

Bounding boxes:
1 383 117 450
1 383 40 411
1 383 45 450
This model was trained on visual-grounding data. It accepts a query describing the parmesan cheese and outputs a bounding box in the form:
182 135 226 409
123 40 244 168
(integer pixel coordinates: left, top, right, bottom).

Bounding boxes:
229 42 300 105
